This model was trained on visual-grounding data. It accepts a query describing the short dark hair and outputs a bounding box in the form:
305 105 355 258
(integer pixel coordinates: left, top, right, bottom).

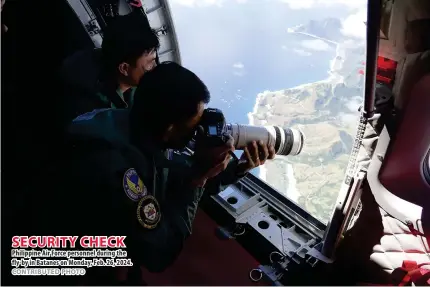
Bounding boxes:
101 13 159 77
130 62 211 136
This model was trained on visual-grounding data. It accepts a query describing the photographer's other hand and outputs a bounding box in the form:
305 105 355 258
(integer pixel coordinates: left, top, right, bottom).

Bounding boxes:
237 140 275 175
191 136 235 187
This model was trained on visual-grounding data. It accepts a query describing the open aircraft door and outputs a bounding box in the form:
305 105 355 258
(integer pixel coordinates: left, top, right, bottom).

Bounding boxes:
6 0 428 285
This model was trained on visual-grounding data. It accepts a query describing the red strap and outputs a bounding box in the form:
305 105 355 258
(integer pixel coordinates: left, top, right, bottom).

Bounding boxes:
358 261 430 286
402 260 419 271
128 0 142 8
398 261 430 286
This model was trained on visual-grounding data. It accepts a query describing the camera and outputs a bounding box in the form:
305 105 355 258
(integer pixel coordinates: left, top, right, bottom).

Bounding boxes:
196 108 304 156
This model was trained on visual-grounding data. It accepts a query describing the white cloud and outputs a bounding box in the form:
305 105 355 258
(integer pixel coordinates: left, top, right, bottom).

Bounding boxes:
300 39 331 51
170 0 246 7
233 62 244 69
280 0 366 10
346 96 362 112
341 8 367 39
279 0 314 9
293 48 312 56
232 62 245 76
283 45 312 56
280 0 368 39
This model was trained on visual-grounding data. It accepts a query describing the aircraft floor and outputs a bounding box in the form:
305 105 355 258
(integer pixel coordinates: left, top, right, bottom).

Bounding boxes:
140 208 269 286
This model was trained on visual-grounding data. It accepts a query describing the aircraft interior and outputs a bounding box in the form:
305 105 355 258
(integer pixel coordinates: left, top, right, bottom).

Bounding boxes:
1 0 429 285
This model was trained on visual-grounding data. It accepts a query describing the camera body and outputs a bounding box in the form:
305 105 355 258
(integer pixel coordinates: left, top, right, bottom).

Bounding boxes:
196 108 230 148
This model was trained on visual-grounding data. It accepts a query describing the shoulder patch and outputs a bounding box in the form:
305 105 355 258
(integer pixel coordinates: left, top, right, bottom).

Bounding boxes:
137 195 161 229
123 168 147 201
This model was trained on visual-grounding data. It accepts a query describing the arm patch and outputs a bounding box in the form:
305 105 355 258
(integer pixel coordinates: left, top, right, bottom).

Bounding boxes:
136 195 161 229
123 168 148 202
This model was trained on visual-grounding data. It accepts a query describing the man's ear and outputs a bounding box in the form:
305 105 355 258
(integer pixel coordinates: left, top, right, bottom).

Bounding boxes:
118 62 130 77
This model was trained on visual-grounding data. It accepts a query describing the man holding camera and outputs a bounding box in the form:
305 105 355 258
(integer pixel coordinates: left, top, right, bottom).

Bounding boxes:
28 62 274 284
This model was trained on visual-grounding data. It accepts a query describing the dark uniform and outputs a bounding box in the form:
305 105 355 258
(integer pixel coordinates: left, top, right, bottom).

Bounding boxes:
28 109 243 284
59 49 136 125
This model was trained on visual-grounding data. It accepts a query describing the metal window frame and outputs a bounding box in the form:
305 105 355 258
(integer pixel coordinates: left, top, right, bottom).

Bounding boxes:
65 0 381 264
65 0 182 64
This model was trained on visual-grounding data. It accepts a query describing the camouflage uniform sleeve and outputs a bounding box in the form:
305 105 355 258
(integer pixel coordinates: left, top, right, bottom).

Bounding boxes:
204 159 247 195
168 150 245 196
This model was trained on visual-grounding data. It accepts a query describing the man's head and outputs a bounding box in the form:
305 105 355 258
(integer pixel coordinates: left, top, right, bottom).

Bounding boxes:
101 13 160 87
130 62 211 149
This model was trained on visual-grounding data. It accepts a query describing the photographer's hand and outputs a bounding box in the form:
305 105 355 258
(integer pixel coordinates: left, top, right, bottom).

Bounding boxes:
191 136 235 187
236 140 276 175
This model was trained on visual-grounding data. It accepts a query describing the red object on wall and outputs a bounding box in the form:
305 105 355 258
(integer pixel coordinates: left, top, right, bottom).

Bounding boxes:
358 57 397 86
376 56 398 86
